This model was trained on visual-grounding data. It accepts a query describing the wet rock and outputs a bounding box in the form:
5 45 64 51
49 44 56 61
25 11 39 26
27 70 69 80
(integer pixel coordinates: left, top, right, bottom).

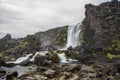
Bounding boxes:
5 63 16 67
87 73 96 78
19 59 32 66
80 65 96 79
59 75 66 80
106 76 114 80
33 74 48 80
98 64 115 76
34 53 50 66
26 76 35 80
6 71 18 80
68 74 80 80
65 50 79 59
68 64 81 72
67 46 73 50
37 67 48 72
80 65 95 73
74 46 82 51
114 73 120 79
50 51 60 63
44 69 55 78
0 59 6 67
63 72 71 77
81 77 92 80
0 68 6 77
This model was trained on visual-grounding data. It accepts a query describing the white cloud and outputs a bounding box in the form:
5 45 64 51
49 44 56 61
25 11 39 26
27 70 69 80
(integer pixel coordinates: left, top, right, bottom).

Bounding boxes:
0 0 114 38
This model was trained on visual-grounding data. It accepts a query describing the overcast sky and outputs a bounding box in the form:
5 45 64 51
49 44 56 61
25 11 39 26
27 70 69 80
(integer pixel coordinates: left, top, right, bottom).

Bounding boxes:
0 0 113 38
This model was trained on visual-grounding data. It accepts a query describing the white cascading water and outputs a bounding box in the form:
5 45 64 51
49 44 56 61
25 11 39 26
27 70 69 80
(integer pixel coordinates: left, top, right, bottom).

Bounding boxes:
57 53 69 63
66 23 81 48
58 23 81 63
7 54 33 64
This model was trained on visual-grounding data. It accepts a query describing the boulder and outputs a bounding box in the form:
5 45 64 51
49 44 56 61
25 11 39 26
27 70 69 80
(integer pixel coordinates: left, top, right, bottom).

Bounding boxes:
6 71 18 80
44 69 56 78
0 68 6 77
34 53 50 66
68 74 80 80
59 75 67 80
65 50 79 60
80 65 95 73
68 64 81 72
37 66 48 72
50 52 60 63
0 59 6 67
67 46 73 50
5 63 16 67
33 74 48 80
19 59 32 66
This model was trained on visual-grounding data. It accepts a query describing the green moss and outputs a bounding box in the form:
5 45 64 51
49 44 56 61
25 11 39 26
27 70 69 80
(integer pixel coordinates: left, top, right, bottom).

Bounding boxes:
107 53 120 59
4 56 12 60
0 53 3 57
81 39 85 44
54 27 67 46
19 40 29 49
105 39 120 51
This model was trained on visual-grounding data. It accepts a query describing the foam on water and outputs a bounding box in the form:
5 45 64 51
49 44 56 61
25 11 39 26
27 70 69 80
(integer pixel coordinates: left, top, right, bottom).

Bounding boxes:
7 54 33 64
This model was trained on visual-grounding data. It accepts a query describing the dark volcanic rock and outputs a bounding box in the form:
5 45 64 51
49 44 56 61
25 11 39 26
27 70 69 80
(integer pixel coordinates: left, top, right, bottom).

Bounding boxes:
6 71 18 80
0 68 6 77
34 52 50 66
67 46 73 50
81 0 120 53
43 69 56 78
0 26 68 61
40 45 57 51
35 26 68 50
65 50 79 60
0 59 6 67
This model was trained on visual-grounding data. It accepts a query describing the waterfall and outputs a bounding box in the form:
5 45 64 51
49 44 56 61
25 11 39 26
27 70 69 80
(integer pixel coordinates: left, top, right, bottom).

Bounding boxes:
66 23 81 48
57 53 68 63
58 23 81 63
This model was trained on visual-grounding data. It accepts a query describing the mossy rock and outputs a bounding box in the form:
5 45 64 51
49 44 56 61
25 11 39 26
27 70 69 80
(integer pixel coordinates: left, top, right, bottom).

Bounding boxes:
50 51 60 63
107 53 120 59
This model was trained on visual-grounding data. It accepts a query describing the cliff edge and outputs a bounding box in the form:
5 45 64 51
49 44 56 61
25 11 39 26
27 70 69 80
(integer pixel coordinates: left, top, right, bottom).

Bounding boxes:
81 0 120 55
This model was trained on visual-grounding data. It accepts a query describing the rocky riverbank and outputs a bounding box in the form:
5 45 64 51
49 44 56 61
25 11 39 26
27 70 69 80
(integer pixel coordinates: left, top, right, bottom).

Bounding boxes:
0 49 120 80
1 63 119 80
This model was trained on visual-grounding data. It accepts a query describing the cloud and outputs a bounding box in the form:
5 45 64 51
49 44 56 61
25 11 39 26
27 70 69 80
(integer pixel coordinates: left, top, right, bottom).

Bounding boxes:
0 0 114 38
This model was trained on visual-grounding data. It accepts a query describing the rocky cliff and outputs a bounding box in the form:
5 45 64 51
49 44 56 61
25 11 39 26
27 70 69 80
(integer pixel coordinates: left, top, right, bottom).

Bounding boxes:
0 26 68 61
35 25 68 50
81 0 120 54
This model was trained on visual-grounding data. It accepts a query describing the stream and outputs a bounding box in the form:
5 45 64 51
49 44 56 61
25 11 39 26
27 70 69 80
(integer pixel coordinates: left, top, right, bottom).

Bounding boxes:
0 65 37 80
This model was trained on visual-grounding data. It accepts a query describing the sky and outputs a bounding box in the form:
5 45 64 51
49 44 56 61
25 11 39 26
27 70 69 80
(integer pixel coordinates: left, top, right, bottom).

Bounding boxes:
0 0 113 38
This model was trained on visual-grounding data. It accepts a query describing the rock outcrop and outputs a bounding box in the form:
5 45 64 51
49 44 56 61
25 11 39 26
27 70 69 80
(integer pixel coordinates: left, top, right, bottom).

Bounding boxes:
81 0 120 54
35 25 68 50
0 26 68 61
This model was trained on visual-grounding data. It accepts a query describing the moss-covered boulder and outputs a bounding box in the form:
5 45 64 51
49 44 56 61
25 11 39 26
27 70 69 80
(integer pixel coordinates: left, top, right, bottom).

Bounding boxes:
50 51 60 63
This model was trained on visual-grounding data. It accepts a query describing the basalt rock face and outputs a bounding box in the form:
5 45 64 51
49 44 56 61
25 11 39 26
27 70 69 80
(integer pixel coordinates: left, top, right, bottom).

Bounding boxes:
0 26 68 61
81 0 120 53
35 26 68 50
